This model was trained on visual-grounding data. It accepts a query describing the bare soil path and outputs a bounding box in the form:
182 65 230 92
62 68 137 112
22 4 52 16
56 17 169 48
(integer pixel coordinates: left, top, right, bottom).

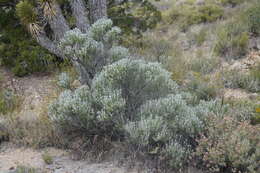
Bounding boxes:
0 143 139 173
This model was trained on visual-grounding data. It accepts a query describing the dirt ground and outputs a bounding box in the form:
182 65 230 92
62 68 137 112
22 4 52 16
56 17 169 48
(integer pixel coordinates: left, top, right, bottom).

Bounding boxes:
0 143 141 173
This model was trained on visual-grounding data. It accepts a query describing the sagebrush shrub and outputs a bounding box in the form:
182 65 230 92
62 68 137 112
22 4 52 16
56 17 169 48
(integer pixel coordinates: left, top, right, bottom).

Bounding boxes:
163 140 191 170
50 17 248 171
222 69 259 92
124 94 226 170
50 56 229 170
49 58 178 136
49 86 96 133
92 58 178 121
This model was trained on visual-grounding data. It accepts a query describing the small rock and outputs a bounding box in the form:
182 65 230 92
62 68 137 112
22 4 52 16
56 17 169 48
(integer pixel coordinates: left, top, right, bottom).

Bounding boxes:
249 93 258 100
196 0 205 5
72 80 81 89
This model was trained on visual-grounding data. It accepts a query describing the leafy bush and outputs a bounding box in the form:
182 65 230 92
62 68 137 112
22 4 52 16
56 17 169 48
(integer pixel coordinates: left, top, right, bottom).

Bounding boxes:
42 152 53 165
50 55 226 170
0 39 56 77
197 3 224 23
190 54 220 74
49 58 178 135
50 17 253 171
195 116 260 173
226 99 260 122
164 2 224 30
92 58 178 120
186 73 220 101
124 93 227 170
162 140 191 170
214 3 260 58
252 107 260 125
193 28 207 46
0 8 56 77
108 0 161 35
0 89 20 114
245 4 260 36
214 20 249 59
250 63 260 82
222 69 259 92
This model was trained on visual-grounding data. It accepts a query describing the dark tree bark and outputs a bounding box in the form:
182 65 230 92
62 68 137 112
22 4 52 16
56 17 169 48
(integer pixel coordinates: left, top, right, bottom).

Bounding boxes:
34 0 107 58
47 2 70 40
89 0 108 23
70 0 90 33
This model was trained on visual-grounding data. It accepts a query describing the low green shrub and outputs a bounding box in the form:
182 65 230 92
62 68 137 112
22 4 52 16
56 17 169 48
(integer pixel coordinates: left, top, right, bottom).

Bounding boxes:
224 99 259 122
186 73 220 101
197 3 224 23
245 3 260 36
190 55 220 74
0 89 20 115
250 63 260 82
49 59 178 136
214 20 249 59
42 152 53 165
12 165 38 173
0 7 56 77
10 43 55 77
222 69 259 92
164 2 224 30
124 94 227 170
49 57 227 170
194 116 260 173
252 107 260 125
193 28 207 46
215 3 260 58
0 30 56 77
146 39 172 62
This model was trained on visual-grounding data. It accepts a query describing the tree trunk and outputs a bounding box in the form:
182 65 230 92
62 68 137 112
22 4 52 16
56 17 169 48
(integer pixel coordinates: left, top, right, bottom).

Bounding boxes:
89 0 107 23
36 32 64 58
70 0 90 33
47 2 70 40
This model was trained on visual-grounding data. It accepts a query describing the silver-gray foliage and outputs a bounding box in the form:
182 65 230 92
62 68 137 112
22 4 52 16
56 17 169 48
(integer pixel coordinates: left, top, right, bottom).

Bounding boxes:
49 21 228 170
92 58 179 120
123 94 228 169
28 0 107 61
49 58 178 133
57 72 71 89
49 86 95 131
59 19 125 86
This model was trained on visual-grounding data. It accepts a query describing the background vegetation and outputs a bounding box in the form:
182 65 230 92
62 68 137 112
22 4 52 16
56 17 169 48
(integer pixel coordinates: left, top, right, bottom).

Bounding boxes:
0 0 259 173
